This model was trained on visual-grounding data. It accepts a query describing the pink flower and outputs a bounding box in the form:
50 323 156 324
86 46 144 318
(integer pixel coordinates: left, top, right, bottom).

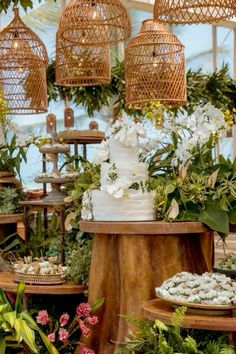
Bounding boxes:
47 333 55 342
59 328 69 344
59 313 70 327
76 303 91 318
36 310 50 325
78 319 90 338
86 316 98 325
80 344 95 354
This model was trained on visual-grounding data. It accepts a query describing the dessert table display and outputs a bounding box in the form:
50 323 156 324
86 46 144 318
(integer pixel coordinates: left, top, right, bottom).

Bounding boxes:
80 220 214 353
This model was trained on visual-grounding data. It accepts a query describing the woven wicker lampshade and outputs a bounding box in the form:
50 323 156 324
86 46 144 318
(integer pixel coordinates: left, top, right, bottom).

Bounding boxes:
154 0 236 25
55 30 111 86
0 7 48 114
59 0 131 45
125 20 186 109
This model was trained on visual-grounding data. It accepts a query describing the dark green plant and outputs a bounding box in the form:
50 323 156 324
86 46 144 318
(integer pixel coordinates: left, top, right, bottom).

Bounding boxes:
27 210 60 258
66 233 93 285
0 187 23 214
116 307 234 354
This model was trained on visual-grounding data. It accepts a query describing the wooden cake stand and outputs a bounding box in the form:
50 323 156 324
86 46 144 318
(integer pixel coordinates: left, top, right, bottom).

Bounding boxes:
78 220 214 354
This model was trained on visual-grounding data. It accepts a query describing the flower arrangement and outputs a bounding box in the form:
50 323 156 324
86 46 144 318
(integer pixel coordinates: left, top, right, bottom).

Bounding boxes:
146 102 235 235
0 92 34 176
35 299 103 354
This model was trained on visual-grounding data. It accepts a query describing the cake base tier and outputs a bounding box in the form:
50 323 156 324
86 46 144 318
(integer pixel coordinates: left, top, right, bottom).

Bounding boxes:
91 189 155 221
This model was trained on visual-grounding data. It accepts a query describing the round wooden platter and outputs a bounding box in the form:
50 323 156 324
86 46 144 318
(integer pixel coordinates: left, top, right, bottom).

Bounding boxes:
58 129 105 142
142 299 236 331
155 294 236 315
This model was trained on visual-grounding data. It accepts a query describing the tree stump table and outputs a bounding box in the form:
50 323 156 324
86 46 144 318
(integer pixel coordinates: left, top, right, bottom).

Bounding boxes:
79 221 214 354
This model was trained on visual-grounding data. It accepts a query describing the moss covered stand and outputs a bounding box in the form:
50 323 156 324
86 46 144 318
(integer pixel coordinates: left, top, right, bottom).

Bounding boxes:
78 220 214 354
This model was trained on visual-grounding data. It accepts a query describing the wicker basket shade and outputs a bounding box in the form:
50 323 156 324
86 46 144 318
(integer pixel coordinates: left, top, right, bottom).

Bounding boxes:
154 0 236 25
55 31 111 86
59 0 131 45
125 20 186 109
0 8 48 114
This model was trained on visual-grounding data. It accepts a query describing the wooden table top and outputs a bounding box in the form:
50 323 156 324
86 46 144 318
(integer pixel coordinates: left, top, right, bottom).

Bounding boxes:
142 299 236 331
0 272 86 295
0 213 24 224
80 221 210 235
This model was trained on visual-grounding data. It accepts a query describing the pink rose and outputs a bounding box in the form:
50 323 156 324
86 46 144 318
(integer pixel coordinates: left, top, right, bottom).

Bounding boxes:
76 303 91 318
78 319 90 338
47 333 55 342
80 344 95 354
36 310 50 325
59 313 70 327
58 328 69 344
86 316 98 325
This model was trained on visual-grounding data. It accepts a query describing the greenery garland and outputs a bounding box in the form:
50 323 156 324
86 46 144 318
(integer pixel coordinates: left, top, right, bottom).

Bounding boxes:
47 59 236 119
0 0 47 13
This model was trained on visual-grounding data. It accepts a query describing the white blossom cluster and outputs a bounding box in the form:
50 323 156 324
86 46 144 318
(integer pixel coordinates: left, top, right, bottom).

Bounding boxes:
161 103 229 168
81 190 93 220
93 118 147 165
110 119 146 147
0 121 33 147
156 271 236 305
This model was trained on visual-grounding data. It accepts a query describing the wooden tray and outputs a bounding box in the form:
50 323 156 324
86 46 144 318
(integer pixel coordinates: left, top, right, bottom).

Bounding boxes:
156 294 236 315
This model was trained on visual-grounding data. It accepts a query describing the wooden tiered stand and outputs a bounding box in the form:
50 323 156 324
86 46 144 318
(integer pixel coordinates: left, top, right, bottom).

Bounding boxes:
58 129 105 159
79 220 214 354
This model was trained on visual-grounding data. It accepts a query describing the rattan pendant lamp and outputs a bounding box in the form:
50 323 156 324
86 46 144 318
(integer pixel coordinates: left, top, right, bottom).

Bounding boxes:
58 0 131 45
125 19 186 109
55 30 111 86
0 7 48 114
154 0 236 25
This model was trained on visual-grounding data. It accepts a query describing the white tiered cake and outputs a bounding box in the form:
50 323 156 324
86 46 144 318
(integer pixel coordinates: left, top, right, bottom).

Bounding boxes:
84 120 155 221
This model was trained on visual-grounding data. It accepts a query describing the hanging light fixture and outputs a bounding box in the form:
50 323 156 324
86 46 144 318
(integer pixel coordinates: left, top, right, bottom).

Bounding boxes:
125 19 186 109
154 0 236 25
55 30 111 86
0 7 48 114
58 0 131 45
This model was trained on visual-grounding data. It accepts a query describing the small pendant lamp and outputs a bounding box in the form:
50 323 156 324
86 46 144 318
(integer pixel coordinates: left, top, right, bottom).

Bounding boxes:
125 20 186 109
58 0 131 45
0 7 48 114
55 31 111 86
154 0 236 25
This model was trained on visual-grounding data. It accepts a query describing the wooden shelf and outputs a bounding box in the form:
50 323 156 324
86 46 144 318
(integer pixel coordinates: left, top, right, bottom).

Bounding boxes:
0 272 86 295
0 213 24 225
80 220 210 235
142 299 236 332
20 200 66 207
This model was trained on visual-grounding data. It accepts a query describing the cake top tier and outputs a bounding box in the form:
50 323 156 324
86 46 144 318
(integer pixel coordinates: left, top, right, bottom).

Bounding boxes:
93 119 146 165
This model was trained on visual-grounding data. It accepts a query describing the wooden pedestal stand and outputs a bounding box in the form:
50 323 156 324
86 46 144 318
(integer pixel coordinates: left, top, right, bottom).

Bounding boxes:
78 221 214 354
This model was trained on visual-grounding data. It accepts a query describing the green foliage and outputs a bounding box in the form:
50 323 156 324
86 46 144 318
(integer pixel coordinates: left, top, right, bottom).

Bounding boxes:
66 233 93 285
0 282 58 353
116 307 234 354
47 60 236 119
0 187 23 214
27 210 60 258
